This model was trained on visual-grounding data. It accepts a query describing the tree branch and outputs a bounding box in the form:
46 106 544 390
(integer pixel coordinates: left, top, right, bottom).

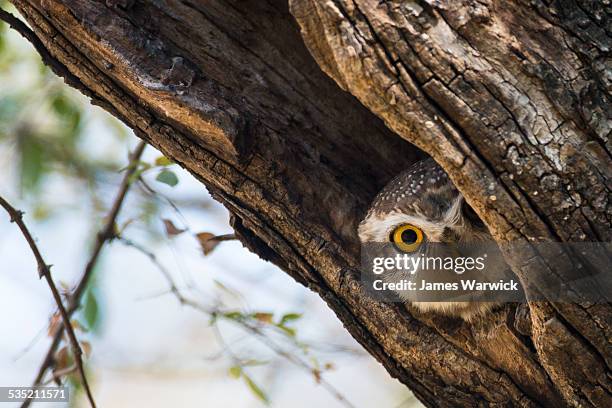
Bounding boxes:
0 196 97 408
20 140 146 407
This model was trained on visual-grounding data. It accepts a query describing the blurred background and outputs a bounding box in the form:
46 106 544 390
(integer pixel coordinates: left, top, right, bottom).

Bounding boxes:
0 5 420 408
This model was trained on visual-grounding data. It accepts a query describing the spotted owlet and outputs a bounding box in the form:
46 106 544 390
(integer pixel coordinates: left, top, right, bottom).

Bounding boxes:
358 158 502 320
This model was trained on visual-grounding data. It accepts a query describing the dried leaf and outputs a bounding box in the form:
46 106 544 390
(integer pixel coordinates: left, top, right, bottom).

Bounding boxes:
253 312 274 324
48 312 61 337
54 346 71 371
312 368 321 384
196 232 221 255
163 219 186 236
80 341 92 358
70 319 87 332
118 218 135 234
324 362 335 371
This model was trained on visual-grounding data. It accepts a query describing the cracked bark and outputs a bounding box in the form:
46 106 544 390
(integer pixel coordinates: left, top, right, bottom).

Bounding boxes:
8 0 610 406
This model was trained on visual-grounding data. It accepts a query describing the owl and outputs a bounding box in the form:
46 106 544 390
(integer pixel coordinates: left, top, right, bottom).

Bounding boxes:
358 158 502 320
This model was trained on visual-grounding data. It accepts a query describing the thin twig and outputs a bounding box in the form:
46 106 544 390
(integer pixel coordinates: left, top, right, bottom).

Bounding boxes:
21 141 146 407
116 236 185 302
137 176 192 231
209 233 237 242
0 197 97 408
12 323 48 362
43 365 78 386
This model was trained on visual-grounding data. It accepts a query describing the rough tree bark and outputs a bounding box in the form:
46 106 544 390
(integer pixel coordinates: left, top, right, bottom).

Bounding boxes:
7 0 610 406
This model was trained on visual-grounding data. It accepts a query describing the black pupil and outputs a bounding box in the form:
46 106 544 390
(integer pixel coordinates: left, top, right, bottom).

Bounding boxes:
401 229 417 244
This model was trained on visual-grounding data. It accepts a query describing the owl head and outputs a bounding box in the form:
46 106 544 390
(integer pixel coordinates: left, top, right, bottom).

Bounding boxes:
358 158 501 320
358 158 490 248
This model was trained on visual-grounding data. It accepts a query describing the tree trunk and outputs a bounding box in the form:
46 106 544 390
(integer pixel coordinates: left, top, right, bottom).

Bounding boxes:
9 0 610 406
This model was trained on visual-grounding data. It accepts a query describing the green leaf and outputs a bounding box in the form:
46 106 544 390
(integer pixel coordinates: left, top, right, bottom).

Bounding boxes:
18 134 46 192
126 161 151 184
243 373 269 404
222 311 244 321
0 21 5 55
241 359 268 367
0 95 21 125
83 290 99 331
275 324 296 337
228 365 242 379
279 313 302 325
155 169 179 187
32 204 52 221
51 93 81 137
154 155 173 166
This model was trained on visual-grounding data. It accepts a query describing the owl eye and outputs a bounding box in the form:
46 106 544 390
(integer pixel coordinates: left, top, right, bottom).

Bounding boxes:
390 224 424 252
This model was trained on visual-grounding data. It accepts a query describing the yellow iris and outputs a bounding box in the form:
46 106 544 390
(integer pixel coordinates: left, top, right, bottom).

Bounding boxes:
391 224 424 252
